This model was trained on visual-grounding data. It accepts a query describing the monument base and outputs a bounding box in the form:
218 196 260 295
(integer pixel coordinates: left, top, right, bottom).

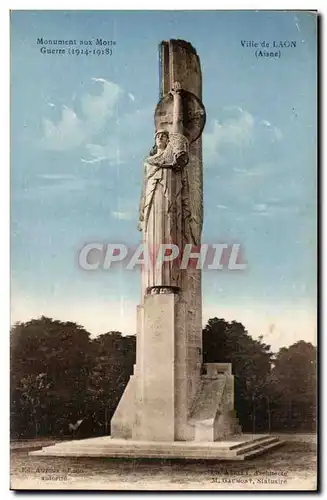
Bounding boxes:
30 434 284 461
111 291 242 443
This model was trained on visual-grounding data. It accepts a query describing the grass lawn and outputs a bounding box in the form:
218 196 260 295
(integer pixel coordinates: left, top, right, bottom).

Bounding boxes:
10 435 317 491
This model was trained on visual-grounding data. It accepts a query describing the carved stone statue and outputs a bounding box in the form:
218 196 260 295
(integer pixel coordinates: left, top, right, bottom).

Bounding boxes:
138 79 206 293
138 83 185 291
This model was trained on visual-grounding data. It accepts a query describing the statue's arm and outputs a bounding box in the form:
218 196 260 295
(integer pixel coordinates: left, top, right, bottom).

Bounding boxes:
169 83 189 168
171 82 183 135
169 82 189 167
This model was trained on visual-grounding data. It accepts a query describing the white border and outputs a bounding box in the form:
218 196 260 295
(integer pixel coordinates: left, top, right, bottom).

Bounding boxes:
3 2 322 498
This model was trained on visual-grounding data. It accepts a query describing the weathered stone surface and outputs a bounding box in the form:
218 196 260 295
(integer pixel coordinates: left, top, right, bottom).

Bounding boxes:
189 364 241 442
160 41 205 438
111 40 242 445
136 292 177 441
155 90 205 143
30 434 284 460
110 374 136 439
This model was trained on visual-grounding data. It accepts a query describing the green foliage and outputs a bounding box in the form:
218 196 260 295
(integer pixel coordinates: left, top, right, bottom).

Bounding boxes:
10 315 316 437
269 341 317 430
271 341 316 401
10 317 135 438
85 332 136 433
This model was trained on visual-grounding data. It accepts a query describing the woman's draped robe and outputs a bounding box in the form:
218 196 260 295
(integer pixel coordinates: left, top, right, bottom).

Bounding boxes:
139 132 192 293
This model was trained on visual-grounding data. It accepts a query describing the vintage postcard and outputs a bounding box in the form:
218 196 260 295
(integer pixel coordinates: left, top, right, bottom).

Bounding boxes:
10 10 317 491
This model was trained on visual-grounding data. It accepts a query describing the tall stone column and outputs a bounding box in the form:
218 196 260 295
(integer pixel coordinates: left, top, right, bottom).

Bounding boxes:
111 40 206 441
111 40 240 443
159 40 205 440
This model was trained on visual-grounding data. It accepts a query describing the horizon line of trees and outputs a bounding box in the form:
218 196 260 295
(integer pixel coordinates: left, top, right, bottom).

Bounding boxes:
10 316 316 439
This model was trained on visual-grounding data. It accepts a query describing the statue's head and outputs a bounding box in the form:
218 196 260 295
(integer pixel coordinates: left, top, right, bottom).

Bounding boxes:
155 130 169 151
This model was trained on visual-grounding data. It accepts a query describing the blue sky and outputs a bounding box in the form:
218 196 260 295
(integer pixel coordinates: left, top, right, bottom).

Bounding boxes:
11 10 317 350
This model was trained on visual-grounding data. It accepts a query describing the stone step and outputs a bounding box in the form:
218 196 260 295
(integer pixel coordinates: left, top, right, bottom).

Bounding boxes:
229 435 277 450
33 450 238 459
32 446 236 459
49 441 278 456
34 443 236 454
30 434 284 461
240 440 285 460
37 440 268 454
234 437 280 456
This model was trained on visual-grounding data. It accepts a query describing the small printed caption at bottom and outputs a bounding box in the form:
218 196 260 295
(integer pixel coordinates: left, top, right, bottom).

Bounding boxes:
211 469 289 485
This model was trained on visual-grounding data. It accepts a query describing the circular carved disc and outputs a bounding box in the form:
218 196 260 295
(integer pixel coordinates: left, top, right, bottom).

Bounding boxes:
154 90 206 143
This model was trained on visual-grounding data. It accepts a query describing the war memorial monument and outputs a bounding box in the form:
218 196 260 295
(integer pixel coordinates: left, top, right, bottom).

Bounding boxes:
32 39 283 460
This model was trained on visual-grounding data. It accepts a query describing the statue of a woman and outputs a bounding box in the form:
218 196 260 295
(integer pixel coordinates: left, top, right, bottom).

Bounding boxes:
138 83 189 293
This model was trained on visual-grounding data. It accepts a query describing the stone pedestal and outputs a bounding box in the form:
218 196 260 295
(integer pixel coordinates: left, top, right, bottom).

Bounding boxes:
111 291 196 441
111 291 241 442
136 292 176 441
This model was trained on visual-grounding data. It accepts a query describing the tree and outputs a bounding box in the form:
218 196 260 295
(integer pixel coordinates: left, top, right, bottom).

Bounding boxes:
11 316 93 437
270 341 317 430
10 318 136 438
86 332 136 434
